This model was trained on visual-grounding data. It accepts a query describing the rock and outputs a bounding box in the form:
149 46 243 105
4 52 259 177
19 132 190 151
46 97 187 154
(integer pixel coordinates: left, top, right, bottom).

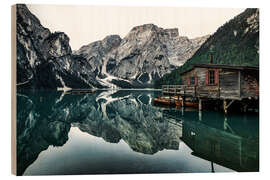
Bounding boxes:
75 23 209 88
16 4 103 90
73 35 122 79
17 5 208 89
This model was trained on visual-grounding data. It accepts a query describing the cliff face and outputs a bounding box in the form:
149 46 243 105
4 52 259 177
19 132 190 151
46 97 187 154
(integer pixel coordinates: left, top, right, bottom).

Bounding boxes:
73 35 122 80
75 24 209 88
16 4 208 89
16 4 103 90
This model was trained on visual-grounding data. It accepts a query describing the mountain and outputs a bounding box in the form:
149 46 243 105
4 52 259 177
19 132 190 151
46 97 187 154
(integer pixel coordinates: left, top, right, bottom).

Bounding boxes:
75 24 209 88
16 4 208 89
16 4 104 90
155 8 259 88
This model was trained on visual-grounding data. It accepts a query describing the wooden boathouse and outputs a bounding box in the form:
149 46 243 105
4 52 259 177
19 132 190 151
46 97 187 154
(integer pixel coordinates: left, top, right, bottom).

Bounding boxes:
162 64 259 113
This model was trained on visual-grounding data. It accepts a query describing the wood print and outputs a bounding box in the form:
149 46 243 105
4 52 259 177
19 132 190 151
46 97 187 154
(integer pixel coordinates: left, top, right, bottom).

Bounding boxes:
12 4 259 175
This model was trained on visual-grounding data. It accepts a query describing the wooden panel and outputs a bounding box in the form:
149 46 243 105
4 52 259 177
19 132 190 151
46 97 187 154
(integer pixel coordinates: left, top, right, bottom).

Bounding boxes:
197 86 219 98
241 71 259 99
197 69 206 86
219 69 240 99
181 68 207 87
185 86 195 96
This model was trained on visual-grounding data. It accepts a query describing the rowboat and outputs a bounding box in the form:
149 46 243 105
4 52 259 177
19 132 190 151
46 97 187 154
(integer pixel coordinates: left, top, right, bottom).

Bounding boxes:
184 101 199 108
175 100 198 108
154 97 175 106
154 96 198 108
175 100 182 106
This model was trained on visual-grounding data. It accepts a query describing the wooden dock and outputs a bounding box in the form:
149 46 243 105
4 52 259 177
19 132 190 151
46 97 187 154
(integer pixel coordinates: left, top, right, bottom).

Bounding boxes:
162 85 242 100
161 84 258 114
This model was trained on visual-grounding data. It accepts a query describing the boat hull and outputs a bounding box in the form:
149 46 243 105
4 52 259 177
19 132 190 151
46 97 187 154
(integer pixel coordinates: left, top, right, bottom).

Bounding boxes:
154 97 198 108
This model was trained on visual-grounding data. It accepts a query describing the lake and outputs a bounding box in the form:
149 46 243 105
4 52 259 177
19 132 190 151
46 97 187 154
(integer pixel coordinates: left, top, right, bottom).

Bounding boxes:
16 89 259 175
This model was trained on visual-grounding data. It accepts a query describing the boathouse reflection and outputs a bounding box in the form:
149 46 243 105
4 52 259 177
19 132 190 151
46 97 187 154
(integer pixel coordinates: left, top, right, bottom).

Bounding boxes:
179 111 259 172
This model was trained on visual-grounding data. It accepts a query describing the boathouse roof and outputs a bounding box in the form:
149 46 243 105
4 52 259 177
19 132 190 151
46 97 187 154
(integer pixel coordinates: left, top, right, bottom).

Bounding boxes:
180 64 259 75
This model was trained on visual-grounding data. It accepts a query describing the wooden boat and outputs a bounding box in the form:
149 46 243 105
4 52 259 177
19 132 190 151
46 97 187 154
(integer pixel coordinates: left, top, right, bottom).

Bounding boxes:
184 101 199 108
154 97 175 106
175 100 198 108
175 100 182 106
154 96 199 108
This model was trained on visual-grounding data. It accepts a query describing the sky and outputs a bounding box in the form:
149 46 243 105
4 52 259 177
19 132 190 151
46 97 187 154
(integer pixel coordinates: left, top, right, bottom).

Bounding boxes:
27 5 245 50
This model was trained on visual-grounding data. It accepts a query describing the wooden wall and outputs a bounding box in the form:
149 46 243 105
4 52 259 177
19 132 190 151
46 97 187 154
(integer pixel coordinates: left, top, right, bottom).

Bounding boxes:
219 69 240 99
181 67 258 100
241 71 259 99
181 68 207 86
181 67 220 98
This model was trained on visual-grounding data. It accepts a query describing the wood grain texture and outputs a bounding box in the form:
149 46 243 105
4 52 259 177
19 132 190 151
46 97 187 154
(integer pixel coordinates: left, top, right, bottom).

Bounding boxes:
11 4 17 175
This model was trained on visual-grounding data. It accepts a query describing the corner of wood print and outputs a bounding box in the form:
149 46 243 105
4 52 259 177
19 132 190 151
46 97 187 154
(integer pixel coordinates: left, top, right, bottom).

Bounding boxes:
11 4 17 176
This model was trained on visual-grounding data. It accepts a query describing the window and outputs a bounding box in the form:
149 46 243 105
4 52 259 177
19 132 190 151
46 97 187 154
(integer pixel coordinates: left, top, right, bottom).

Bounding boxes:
190 76 195 85
206 69 219 85
209 70 215 85
187 76 197 86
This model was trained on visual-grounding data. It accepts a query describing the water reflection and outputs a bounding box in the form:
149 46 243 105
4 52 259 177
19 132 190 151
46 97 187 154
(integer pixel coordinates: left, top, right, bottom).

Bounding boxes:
181 116 259 172
16 90 259 175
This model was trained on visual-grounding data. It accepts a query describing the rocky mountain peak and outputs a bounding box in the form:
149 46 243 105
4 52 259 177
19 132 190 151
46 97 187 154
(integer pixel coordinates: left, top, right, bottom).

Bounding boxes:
16 4 104 89
164 28 179 38
43 32 72 59
72 23 209 88
101 35 122 53
130 23 159 32
128 23 179 39
245 9 259 33
17 5 210 89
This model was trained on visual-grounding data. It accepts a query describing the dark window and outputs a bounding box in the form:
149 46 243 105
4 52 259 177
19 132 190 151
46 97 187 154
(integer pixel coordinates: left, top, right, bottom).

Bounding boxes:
190 76 195 85
209 70 215 85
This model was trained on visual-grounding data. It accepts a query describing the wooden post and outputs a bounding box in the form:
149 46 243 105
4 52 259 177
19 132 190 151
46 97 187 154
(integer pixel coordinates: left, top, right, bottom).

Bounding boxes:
223 116 228 130
162 85 164 96
243 103 248 113
199 110 202 121
211 161 215 173
238 71 241 98
181 107 184 116
182 97 185 107
199 98 202 111
224 100 227 114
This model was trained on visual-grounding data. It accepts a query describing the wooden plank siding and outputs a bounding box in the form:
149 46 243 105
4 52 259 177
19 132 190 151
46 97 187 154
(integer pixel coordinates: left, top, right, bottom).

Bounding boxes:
241 70 259 99
181 67 224 99
162 65 259 100
219 69 241 99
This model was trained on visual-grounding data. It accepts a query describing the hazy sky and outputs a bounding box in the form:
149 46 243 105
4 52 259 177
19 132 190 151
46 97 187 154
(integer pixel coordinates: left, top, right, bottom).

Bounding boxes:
27 5 245 50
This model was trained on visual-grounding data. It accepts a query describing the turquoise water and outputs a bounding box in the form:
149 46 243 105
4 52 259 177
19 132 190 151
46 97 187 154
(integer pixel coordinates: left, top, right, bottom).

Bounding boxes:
16 90 259 175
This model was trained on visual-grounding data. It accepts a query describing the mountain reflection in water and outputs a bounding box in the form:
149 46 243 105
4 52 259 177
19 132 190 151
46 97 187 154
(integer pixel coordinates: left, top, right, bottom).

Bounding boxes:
16 90 259 175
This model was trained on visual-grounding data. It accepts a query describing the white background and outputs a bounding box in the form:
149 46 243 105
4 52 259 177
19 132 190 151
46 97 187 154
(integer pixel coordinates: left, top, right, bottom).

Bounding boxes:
0 0 269 179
